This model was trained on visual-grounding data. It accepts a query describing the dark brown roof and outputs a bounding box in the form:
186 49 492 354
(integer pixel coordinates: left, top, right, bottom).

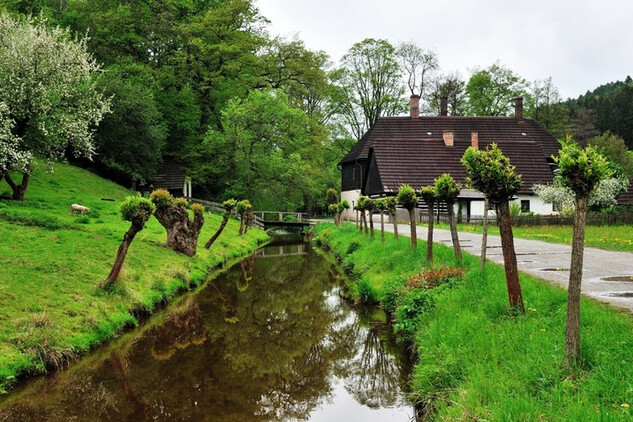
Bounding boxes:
359 116 559 195
154 160 186 190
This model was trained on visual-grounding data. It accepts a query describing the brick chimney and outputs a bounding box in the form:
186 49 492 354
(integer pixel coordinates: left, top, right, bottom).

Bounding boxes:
471 131 479 150
443 130 454 147
514 97 523 120
440 96 448 116
409 95 420 118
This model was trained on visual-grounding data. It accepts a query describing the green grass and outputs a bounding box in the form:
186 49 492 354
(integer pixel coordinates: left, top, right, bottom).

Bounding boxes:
426 221 633 252
0 161 269 394
315 223 633 421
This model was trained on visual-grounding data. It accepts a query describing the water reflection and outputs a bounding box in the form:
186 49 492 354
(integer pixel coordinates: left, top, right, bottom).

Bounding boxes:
0 240 416 421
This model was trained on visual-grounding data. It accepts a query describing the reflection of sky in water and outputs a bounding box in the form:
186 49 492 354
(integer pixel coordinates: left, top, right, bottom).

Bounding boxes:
307 379 415 422
0 240 416 422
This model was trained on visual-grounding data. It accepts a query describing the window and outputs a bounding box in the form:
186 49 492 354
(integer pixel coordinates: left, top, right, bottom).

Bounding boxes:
521 200 530 213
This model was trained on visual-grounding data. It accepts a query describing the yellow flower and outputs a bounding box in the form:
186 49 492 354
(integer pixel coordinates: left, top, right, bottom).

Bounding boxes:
528 307 537 312
621 403 630 408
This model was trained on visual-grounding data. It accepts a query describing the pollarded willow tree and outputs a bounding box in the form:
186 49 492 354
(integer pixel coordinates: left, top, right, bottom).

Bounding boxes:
204 199 237 249
396 184 417 248
356 195 373 236
101 196 155 289
419 186 437 263
554 139 613 367
339 200 350 222
384 196 398 239
434 174 462 263
0 14 110 200
236 200 252 235
462 144 524 311
374 198 387 243
149 189 205 257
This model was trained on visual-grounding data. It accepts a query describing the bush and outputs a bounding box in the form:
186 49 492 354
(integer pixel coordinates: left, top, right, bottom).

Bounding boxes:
346 240 361 255
394 288 436 342
407 267 466 289
282 214 298 223
356 278 378 304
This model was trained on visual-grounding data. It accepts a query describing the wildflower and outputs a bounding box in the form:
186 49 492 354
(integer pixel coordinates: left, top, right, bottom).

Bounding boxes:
621 403 630 408
528 307 537 312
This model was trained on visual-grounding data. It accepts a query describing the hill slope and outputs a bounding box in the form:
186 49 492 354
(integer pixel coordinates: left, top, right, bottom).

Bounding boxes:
0 162 268 393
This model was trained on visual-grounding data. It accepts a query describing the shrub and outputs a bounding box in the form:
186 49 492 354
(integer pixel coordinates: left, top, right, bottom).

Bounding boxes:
282 214 297 222
356 277 378 304
407 267 466 289
346 240 361 255
394 288 436 342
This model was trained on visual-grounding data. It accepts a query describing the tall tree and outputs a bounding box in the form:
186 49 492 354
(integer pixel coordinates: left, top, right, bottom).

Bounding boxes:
588 131 633 179
199 90 325 210
465 62 529 116
434 174 462 263
554 139 612 367
396 41 438 106
429 72 467 116
0 14 110 200
529 77 569 139
396 184 417 248
332 38 405 140
462 144 524 311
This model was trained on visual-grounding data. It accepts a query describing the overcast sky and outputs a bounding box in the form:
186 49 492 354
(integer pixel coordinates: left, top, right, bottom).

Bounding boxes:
255 0 633 99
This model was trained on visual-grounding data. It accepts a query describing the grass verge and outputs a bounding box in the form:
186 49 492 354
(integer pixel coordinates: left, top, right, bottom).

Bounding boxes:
0 161 269 394
315 222 633 421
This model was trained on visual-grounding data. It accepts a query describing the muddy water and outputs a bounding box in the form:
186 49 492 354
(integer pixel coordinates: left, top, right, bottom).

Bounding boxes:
0 236 417 421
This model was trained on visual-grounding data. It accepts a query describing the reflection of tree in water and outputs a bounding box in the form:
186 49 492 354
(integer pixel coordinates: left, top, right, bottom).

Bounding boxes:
344 319 404 409
237 254 254 291
0 245 409 421
150 296 207 361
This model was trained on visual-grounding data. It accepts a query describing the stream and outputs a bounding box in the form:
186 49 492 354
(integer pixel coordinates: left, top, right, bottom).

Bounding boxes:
0 233 418 421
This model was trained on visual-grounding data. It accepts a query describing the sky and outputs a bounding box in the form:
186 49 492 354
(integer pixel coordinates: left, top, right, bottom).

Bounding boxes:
255 0 633 99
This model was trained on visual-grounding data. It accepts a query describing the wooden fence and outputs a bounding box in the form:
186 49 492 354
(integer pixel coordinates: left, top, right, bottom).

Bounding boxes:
417 212 633 227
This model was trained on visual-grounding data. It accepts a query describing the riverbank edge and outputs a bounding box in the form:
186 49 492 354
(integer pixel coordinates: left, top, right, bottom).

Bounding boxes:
313 222 633 420
0 220 270 395
0 236 270 402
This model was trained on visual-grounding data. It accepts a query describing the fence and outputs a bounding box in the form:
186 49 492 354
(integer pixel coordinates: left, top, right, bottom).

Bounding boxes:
419 212 633 227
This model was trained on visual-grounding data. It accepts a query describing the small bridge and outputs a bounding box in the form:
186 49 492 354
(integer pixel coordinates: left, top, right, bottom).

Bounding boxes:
190 199 315 230
252 211 313 230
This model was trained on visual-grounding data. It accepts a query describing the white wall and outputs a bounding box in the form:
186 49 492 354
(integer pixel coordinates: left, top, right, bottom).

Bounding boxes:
341 190 361 220
468 194 553 217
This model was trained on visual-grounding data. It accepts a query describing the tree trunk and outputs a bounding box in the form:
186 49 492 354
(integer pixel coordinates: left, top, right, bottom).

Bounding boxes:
101 222 143 289
392 212 398 240
565 195 587 367
363 211 369 235
496 200 524 312
480 197 489 272
205 214 230 249
4 172 30 201
447 201 462 262
356 209 359 228
427 201 434 263
154 205 205 257
408 208 417 248
239 215 245 235
358 211 363 233
303 193 312 216
369 210 374 239
380 210 385 243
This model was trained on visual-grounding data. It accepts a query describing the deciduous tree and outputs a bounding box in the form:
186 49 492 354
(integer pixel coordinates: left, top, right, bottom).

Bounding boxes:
419 186 436 263
0 14 110 200
356 195 372 236
434 174 462 262
384 196 398 239
396 184 417 248
101 196 155 289
150 189 205 256
554 138 613 367
462 144 524 310
332 38 405 140
205 199 237 249
465 62 529 116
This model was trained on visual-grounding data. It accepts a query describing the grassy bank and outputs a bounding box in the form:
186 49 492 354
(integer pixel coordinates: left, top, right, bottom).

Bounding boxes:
0 162 269 394
426 221 633 252
315 223 633 421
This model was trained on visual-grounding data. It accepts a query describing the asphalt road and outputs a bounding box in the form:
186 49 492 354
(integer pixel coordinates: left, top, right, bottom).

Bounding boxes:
381 222 633 313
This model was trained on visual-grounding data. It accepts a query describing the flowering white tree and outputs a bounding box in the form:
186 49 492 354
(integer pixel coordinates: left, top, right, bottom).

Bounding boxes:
0 103 30 177
533 177 629 212
0 14 110 200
